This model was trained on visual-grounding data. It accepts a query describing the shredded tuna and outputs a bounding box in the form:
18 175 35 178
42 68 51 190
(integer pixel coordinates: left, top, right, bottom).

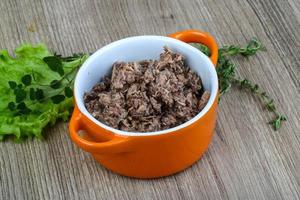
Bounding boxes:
84 47 210 132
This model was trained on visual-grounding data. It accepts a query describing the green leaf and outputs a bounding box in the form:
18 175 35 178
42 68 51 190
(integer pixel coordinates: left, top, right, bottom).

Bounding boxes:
50 80 61 89
64 86 73 98
269 118 279 131
281 115 287 121
21 74 32 86
43 56 64 75
15 88 26 103
8 81 17 89
190 43 211 56
261 92 267 97
57 67 64 76
35 89 44 101
51 95 65 104
17 102 26 110
275 120 280 130
17 102 31 115
29 88 36 100
269 115 286 130
251 84 259 92
266 100 275 112
8 102 16 111
0 54 5 60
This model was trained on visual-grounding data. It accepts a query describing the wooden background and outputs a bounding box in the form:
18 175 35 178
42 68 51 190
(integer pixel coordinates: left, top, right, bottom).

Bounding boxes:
0 0 299 199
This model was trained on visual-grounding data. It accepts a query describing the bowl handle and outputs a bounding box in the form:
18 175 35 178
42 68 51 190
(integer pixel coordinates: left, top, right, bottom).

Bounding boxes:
168 29 218 66
69 107 131 154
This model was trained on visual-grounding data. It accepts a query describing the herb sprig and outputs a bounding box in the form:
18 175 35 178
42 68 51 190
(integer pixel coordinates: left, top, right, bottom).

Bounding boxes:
193 38 286 130
7 54 86 115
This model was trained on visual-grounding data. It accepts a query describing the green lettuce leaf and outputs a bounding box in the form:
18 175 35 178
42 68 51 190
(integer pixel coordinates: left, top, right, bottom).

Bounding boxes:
0 43 87 141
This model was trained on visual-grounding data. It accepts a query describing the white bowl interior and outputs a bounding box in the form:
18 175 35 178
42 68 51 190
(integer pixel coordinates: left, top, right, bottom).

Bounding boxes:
75 36 218 136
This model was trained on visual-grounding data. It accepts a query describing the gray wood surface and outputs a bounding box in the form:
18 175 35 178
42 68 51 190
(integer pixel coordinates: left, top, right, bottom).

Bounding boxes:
0 0 299 199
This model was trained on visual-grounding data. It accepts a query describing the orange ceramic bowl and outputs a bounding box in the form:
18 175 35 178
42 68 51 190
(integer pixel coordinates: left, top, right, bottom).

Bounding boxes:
69 30 218 178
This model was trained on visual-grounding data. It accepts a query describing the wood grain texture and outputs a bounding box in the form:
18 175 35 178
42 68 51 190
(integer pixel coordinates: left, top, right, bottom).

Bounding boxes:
0 0 299 199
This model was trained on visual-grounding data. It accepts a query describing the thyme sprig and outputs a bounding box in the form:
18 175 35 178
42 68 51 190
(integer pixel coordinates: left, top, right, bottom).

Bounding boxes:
232 78 287 130
193 38 286 130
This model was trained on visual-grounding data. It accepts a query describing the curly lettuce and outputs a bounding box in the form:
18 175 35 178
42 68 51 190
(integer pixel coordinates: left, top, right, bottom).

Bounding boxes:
0 44 87 141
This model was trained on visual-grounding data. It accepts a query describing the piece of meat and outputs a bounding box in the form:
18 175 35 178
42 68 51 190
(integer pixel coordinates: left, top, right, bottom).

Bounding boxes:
150 97 161 113
144 68 155 84
111 62 141 90
161 113 178 128
84 47 210 132
198 91 210 110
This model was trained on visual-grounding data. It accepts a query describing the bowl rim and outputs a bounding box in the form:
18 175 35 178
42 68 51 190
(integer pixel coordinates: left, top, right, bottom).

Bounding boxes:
74 35 218 136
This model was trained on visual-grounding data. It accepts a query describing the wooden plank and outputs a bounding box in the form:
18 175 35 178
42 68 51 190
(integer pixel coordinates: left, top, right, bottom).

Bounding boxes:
0 0 299 199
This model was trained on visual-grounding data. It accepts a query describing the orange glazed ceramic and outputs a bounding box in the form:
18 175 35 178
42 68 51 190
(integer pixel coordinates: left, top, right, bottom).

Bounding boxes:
69 30 219 178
